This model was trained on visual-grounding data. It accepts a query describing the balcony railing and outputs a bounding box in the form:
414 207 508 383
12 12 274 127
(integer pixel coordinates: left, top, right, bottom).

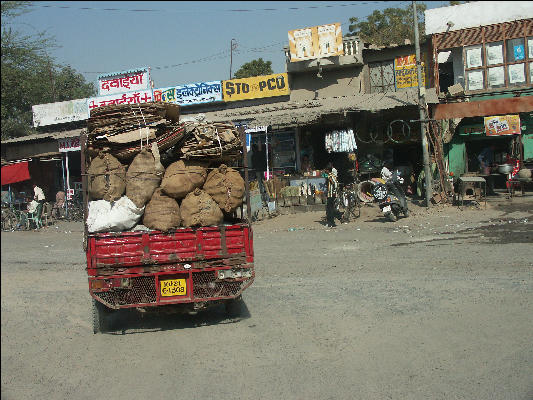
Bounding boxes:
284 36 361 63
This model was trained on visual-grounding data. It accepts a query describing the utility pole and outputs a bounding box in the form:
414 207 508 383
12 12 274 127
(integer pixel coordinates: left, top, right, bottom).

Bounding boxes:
412 0 432 207
229 38 237 79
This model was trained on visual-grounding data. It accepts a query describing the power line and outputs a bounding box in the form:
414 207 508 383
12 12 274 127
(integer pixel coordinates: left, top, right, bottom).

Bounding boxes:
29 1 406 14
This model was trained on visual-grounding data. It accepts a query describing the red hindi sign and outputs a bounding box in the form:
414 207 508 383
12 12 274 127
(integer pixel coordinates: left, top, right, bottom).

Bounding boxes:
98 70 150 96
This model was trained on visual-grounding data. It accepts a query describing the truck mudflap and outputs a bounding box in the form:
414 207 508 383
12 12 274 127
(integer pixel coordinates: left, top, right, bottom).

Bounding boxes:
89 265 254 309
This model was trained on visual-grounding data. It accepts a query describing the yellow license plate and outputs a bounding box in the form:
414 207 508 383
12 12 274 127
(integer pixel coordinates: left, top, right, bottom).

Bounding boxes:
160 279 187 297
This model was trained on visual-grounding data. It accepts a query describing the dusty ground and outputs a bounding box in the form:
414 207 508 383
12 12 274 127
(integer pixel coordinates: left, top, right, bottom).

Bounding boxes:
1 193 532 400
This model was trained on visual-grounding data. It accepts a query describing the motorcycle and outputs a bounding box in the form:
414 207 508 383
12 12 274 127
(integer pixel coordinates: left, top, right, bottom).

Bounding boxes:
372 169 409 222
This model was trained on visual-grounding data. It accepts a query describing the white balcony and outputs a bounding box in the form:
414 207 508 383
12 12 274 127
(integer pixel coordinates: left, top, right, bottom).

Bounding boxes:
284 36 363 73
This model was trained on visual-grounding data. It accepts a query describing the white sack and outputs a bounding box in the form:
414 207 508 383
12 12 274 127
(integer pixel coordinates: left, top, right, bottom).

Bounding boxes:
87 196 145 233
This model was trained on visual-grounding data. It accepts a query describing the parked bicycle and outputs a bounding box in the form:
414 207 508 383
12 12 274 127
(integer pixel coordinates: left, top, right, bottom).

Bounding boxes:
64 200 84 222
334 182 361 222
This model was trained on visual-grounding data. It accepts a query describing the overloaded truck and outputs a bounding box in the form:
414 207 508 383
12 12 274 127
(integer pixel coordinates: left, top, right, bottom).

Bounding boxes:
81 103 255 333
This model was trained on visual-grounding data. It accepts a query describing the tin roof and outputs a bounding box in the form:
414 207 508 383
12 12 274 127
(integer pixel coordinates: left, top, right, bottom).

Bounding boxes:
1 128 86 144
196 87 438 128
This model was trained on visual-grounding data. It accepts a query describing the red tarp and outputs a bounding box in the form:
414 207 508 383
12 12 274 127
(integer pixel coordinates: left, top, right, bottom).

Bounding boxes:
1 161 31 186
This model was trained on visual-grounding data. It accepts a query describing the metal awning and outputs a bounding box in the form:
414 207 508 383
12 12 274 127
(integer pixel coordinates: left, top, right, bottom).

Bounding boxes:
192 87 437 128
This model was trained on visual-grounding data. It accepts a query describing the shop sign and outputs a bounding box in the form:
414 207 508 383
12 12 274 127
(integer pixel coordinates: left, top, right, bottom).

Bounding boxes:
222 73 289 102
32 99 89 127
288 23 343 62
58 136 81 152
87 90 153 114
484 115 521 136
97 68 150 96
153 81 222 106
394 54 427 89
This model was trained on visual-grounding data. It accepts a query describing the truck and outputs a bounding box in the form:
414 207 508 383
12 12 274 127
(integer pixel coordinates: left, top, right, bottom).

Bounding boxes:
80 127 255 334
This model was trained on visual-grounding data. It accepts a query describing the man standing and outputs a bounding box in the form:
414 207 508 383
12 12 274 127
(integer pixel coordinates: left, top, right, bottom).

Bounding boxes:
325 163 342 228
33 184 45 205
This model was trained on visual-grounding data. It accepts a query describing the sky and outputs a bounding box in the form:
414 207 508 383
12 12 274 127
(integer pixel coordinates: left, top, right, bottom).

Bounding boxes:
11 1 451 90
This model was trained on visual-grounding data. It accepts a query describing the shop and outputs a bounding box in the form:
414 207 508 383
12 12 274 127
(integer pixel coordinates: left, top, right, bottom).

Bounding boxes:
444 111 533 192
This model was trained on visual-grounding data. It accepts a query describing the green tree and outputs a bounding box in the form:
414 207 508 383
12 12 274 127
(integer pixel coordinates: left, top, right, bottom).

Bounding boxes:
234 58 273 79
1 1 96 140
346 3 427 47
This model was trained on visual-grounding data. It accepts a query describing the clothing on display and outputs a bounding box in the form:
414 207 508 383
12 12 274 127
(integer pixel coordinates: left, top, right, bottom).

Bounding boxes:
325 129 357 153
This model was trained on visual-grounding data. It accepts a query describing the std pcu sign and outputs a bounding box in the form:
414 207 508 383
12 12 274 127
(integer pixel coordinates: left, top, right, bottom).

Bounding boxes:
222 73 290 102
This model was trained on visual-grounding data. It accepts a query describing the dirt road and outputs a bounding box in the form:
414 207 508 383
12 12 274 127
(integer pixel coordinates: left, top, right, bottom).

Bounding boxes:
2 197 532 400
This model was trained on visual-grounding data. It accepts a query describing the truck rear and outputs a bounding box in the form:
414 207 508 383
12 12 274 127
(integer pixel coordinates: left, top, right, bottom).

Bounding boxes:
81 104 254 333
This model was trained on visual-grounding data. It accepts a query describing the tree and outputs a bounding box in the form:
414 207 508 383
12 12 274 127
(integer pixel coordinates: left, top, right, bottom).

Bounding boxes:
1 1 96 140
234 58 273 79
346 3 427 47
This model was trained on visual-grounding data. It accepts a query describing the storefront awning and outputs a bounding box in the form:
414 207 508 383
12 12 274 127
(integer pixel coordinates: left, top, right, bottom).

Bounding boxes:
433 96 533 120
1 161 31 186
192 87 438 129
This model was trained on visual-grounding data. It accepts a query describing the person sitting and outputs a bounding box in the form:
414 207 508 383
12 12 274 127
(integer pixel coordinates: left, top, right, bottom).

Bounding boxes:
52 191 65 219
301 154 313 173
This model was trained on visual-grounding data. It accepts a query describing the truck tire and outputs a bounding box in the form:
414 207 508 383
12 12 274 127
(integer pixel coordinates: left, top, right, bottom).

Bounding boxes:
92 299 110 334
387 212 397 222
225 295 243 317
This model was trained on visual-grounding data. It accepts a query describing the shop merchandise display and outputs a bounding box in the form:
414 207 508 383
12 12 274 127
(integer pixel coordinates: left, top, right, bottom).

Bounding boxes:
325 129 357 153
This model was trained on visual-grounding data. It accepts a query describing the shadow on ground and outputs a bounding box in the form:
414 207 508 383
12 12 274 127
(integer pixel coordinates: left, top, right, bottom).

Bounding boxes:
102 301 252 335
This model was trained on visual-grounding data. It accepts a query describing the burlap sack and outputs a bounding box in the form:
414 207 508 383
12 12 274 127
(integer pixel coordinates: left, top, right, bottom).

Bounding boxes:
142 188 181 232
203 164 245 213
180 188 223 227
87 152 126 202
126 148 164 208
161 160 207 199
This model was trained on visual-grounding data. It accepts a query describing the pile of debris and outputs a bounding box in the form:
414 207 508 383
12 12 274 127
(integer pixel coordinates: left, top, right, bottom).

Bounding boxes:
85 103 245 233
175 122 242 162
86 103 185 161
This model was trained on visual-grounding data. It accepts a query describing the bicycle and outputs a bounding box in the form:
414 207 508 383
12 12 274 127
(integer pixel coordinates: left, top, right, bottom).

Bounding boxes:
1 203 29 231
64 200 84 222
334 181 361 223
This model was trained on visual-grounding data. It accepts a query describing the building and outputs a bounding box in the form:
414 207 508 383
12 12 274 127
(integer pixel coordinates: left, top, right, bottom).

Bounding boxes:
425 1 533 183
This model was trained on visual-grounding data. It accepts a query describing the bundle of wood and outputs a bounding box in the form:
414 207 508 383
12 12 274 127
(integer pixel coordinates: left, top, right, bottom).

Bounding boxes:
174 122 242 161
86 103 184 162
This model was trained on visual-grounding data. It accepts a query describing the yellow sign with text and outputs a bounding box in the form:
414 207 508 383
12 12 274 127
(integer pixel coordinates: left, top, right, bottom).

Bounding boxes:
222 73 290 102
394 54 427 89
484 115 521 136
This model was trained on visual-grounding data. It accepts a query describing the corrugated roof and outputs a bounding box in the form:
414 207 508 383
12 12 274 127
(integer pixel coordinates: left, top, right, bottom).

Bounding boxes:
1 128 86 144
197 87 437 128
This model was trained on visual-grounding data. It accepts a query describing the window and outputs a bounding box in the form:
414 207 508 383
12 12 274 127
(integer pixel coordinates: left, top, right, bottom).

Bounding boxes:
463 35 532 91
369 61 395 93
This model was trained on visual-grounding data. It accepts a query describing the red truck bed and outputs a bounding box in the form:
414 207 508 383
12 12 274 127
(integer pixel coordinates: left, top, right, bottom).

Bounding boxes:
86 223 254 309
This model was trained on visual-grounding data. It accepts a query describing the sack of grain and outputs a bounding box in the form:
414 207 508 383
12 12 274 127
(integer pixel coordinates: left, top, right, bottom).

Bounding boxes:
160 160 207 199
126 147 164 208
87 152 126 202
180 188 223 227
142 188 181 232
203 164 245 213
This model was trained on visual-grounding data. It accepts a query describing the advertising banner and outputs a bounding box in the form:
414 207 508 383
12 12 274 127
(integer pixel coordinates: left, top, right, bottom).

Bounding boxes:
87 90 153 114
484 115 521 136
288 23 343 62
32 99 89 127
58 137 81 152
222 73 289 102
394 54 427 89
153 81 222 106
97 68 150 96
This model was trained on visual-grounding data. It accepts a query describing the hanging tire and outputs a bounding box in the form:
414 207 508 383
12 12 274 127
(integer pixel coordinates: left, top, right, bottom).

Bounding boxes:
92 299 111 334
